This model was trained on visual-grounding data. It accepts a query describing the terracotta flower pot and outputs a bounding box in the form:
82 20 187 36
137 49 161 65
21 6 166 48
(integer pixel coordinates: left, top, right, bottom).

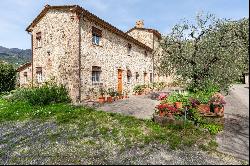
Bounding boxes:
175 102 182 109
214 106 224 114
98 97 105 104
198 104 210 113
107 97 113 103
159 110 165 117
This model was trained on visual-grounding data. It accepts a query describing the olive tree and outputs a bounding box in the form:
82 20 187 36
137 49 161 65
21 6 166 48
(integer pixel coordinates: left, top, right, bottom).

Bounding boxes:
160 13 249 92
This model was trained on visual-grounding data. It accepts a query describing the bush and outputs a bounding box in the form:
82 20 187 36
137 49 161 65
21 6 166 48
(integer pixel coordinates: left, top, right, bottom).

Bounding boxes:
133 85 144 94
0 62 16 93
9 83 70 105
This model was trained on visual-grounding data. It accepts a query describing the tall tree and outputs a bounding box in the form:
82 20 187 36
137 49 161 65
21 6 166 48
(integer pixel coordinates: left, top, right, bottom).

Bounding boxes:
160 13 249 92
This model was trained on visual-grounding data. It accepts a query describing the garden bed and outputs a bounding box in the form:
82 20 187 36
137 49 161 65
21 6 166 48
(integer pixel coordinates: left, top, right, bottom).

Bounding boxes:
153 113 184 126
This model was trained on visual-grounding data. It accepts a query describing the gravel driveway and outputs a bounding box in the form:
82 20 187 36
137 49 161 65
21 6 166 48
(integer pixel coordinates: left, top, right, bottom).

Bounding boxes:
98 94 160 119
0 120 243 165
216 84 249 162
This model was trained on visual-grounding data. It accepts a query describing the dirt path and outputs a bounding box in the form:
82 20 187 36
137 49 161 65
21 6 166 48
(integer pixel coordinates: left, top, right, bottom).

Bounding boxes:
216 84 249 162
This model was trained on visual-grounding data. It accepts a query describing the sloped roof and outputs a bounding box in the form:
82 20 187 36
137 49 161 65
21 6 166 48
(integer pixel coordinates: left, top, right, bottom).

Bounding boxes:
26 5 153 52
126 27 162 39
16 62 31 72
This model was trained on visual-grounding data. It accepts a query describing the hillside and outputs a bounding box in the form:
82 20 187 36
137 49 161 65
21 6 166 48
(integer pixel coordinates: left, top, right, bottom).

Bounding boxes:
0 46 31 67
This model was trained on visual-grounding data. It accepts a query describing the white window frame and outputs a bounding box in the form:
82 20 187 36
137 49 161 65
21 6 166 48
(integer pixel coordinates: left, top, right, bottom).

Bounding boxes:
92 71 101 85
92 34 100 45
37 71 43 83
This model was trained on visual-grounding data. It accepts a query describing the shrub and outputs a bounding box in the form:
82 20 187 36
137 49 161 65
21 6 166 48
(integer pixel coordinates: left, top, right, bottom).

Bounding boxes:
0 62 16 93
9 83 70 105
133 85 144 94
166 92 188 104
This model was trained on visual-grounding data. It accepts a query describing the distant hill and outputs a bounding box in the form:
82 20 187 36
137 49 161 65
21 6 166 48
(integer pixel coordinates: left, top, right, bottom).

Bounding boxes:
0 46 31 68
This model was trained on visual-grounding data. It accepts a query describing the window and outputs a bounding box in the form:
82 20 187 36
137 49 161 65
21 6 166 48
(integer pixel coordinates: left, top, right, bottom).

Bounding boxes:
92 66 102 85
24 72 28 83
144 72 147 83
135 72 139 82
127 43 132 55
36 67 43 83
150 73 153 83
92 27 102 45
127 70 132 84
144 51 148 57
36 32 42 48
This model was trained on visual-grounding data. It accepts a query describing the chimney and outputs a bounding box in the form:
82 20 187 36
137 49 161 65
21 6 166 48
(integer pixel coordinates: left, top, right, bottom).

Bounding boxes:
135 20 144 28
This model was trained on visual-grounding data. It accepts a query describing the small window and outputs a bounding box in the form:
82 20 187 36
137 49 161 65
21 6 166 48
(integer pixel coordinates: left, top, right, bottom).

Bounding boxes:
144 72 147 83
150 73 153 83
92 35 100 45
24 72 28 83
92 27 102 45
36 32 42 48
127 70 132 84
127 43 132 55
36 67 43 83
92 66 102 85
135 72 139 82
144 51 148 57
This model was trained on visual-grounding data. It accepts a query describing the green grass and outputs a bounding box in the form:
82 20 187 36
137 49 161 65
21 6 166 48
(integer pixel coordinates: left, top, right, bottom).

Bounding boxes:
0 98 212 150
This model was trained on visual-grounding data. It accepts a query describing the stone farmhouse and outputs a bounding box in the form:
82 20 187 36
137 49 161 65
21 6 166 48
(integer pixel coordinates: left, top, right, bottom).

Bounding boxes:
19 4 171 102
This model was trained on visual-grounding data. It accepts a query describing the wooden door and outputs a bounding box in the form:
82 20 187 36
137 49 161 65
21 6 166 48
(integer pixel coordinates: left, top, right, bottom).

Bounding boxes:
117 69 123 94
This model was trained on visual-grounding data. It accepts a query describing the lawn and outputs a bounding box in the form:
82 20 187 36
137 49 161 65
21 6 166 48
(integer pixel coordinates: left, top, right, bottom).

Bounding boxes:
0 98 216 164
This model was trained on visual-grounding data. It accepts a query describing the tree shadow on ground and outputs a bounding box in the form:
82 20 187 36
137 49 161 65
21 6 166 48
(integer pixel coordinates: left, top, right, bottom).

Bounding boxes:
216 113 249 161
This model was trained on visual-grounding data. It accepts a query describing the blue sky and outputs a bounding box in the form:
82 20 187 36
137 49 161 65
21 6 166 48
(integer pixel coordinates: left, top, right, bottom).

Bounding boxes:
0 0 248 49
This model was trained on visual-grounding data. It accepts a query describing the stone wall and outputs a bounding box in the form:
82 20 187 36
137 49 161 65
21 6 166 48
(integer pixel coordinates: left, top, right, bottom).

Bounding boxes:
80 17 154 100
28 7 174 102
30 9 81 102
18 65 32 87
127 29 154 49
128 29 173 84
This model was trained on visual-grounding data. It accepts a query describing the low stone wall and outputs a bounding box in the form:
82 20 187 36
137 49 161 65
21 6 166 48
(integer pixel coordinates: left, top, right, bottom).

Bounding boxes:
153 113 184 126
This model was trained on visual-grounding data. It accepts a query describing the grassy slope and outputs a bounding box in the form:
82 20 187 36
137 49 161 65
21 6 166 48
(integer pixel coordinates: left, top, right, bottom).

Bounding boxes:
0 98 219 164
0 98 211 149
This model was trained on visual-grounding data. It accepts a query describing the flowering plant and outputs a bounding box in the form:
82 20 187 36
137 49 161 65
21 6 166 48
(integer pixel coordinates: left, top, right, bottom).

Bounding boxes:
209 92 226 108
189 98 200 107
158 93 168 100
155 103 179 115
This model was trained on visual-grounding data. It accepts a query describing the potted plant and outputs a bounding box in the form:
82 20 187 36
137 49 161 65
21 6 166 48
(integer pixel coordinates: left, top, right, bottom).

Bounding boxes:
158 93 168 101
133 85 143 95
167 92 185 109
155 103 179 118
124 90 129 98
113 91 119 101
98 87 106 104
117 91 123 99
209 92 226 116
107 88 115 103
